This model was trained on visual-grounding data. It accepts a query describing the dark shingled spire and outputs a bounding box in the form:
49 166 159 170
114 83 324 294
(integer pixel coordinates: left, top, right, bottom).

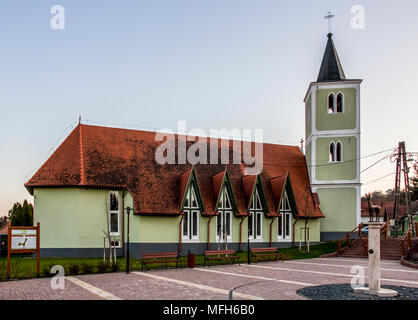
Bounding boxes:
317 33 346 82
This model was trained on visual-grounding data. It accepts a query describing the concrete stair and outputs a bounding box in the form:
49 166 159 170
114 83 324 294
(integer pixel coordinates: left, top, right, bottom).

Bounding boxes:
340 238 402 260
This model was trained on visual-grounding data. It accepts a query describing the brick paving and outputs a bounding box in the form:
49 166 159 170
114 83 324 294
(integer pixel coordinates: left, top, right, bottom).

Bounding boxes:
0 257 416 300
0 277 102 300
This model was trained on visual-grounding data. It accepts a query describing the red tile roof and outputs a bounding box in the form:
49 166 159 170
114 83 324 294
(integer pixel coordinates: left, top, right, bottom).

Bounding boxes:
241 175 257 208
25 124 324 218
0 224 8 235
360 199 408 218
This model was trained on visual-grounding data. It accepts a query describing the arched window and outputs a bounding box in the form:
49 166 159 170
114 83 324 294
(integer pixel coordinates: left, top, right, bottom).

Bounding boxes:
336 142 343 162
329 142 335 162
183 184 200 241
216 187 232 241
337 93 344 113
328 93 335 113
278 191 292 240
248 188 264 240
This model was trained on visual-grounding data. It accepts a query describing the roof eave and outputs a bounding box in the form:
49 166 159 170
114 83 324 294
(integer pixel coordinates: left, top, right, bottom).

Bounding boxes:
303 79 363 103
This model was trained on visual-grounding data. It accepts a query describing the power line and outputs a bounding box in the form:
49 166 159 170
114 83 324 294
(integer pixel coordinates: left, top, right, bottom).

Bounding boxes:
360 155 390 174
263 148 395 169
363 172 397 186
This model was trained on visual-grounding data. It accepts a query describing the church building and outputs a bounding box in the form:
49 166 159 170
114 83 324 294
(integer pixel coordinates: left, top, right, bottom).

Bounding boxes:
25 33 360 257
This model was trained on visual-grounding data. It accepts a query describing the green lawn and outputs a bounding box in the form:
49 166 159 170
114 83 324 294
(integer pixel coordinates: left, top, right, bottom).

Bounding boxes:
0 241 338 281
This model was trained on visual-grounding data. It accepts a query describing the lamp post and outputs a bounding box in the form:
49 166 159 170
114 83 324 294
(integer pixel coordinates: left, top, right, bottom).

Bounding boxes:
125 206 132 274
247 212 251 265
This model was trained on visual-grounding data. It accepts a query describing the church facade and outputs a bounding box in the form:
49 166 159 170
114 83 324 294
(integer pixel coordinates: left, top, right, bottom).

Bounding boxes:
25 33 360 257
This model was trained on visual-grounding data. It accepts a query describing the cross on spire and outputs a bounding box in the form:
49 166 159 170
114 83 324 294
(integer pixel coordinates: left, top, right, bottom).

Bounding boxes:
324 11 335 34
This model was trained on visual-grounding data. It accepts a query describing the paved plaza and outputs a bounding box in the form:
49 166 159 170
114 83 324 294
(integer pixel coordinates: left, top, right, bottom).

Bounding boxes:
0 257 417 300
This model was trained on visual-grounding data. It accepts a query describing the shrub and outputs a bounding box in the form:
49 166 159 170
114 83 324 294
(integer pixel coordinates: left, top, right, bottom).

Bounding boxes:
111 262 119 272
0 260 6 281
97 261 110 273
81 262 94 274
67 263 80 275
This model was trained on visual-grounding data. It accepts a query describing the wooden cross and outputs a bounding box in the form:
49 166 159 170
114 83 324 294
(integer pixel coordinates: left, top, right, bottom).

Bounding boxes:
300 138 304 150
324 11 335 34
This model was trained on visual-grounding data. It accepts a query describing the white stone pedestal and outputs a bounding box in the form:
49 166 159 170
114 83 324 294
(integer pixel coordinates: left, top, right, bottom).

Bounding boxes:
354 222 398 297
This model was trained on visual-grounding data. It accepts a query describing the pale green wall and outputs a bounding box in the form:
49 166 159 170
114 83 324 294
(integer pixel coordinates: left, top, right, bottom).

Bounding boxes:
305 93 312 138
315 88 357 131
316 188 357 232
315 136 358 181
34 187 322 249
305 141 312 181
34 188 120 248
294 219 320 242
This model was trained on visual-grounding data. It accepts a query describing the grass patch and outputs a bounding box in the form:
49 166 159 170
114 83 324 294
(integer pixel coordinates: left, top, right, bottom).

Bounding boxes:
0 241 338 281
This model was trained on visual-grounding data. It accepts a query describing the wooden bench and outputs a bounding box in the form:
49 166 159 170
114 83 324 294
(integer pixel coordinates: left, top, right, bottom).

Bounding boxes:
141 252 183 271
204 250 240 267
250 247 283 263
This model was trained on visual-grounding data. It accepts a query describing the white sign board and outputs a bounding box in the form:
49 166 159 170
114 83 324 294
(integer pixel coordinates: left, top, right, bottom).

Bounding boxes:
11 229 37 250
12 229 37 236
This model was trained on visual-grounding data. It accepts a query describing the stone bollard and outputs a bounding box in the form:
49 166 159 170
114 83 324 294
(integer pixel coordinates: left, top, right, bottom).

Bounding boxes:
354 222 398 297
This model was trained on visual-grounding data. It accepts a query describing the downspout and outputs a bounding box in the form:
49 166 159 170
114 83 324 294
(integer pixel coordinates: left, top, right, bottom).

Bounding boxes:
239 216 245 251
269 217 276 247
121 190 126 257
292 217 298 246
207 216 212 250
179 215 184 255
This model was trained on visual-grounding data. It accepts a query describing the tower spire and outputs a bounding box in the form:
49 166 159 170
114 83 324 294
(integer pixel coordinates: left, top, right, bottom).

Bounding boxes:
317 33 346 82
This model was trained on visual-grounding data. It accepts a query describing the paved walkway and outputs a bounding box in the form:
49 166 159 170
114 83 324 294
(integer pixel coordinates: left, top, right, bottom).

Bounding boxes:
0 257 417 300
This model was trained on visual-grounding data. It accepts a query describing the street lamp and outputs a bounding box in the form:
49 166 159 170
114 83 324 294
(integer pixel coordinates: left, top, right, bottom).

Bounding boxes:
125 206 132 274
247 211 251 265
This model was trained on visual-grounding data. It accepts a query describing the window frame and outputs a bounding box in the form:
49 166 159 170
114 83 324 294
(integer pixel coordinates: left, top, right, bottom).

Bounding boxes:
216 188 233 241
109 191 120 237
278 191 292 241
327 93 335 114
248 189 263 241
336 92 344 113
329 140 343 163
327 92 344 114
182 184 200 242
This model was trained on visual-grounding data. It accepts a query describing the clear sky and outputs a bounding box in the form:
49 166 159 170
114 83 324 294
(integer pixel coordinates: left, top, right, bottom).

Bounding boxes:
1 0 418 216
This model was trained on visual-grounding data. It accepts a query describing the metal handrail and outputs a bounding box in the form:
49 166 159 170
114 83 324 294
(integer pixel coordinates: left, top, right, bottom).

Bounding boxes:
337 224 364 256
400 223 413 257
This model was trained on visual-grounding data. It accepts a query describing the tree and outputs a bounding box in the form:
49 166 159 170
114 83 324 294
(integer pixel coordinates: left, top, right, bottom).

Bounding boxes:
0 216 7 228
8 200 33 226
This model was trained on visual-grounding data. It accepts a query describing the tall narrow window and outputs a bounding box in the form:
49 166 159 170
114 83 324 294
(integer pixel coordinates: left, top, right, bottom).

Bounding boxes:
336 142 343 162
328 93 335 113
337 93 343 113
249 188 264 240
278 191 292 241
109 191 119 235
306 101 311 124
329 142 335 162
217 188 233 241
183 184 200 241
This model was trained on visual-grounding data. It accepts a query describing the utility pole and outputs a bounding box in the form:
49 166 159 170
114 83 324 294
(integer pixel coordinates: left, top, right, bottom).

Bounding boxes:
392 142 414 237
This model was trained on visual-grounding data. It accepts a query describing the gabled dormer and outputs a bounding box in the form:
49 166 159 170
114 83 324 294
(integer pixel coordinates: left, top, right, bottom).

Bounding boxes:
213 169 238 214
180 167 205 241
